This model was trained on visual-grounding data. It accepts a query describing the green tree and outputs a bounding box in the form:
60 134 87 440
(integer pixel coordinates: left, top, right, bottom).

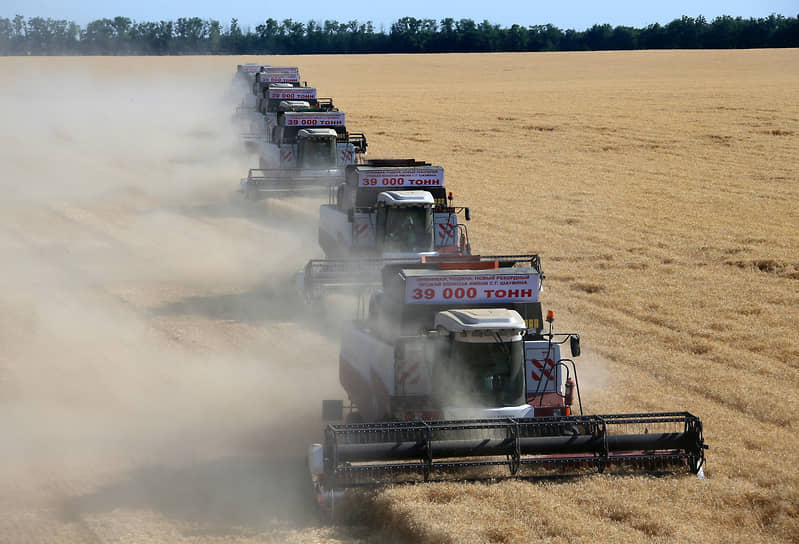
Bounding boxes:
0 17 12 54
225 18 244 53
206 19 222 53
25 16 52 53
82 18 115 53
11 14 26 53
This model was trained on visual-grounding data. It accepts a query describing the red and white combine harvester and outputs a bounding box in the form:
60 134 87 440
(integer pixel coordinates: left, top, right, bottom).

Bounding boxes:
258 105 366 170
299 159 472 299
239 101 367 200
308 255 707 514
249 66 338 144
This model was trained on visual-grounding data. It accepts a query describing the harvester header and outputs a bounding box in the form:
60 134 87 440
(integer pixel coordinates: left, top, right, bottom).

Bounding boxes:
318 413 706 492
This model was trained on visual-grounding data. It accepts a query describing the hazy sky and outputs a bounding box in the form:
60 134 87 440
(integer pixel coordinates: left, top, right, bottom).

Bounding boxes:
4 0 796 31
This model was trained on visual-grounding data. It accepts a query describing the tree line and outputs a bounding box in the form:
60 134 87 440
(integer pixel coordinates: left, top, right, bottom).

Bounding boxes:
1 13 797 55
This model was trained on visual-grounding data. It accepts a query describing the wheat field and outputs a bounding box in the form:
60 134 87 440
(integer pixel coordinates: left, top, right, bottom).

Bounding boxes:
0 49 797 543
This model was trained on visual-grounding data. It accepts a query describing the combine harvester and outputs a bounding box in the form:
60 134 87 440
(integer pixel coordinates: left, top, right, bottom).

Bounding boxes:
299 159 472 299
240 66 306 149
308 255 707 513
239 102 367 200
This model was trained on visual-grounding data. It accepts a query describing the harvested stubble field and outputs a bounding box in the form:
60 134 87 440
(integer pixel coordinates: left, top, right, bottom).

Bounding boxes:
0 49 797 543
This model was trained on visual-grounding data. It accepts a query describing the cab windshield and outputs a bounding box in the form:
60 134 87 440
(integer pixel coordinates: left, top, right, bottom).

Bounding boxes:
382 206 434 253
438 339 525 407
300 137 336 168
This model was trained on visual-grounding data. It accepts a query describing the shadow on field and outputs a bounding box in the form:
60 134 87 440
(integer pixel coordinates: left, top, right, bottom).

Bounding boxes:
60 453 320 536
149 281 358 341
173 195 319 232
151 282 304 323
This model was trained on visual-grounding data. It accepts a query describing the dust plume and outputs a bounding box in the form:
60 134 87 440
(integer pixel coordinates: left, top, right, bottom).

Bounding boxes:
0 60 342 534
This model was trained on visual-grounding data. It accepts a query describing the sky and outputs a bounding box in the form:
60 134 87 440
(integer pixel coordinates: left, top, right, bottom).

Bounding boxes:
2 0 796 32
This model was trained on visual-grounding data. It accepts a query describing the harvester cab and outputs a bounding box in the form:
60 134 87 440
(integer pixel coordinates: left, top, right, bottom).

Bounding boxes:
308 255 707 512
429 308 529 413
297 128 338 169
374 191 436 255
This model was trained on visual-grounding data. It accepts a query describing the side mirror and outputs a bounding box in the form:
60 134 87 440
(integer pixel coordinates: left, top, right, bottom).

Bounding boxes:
347 209 354 223
570 334 581 357
464 207 471 221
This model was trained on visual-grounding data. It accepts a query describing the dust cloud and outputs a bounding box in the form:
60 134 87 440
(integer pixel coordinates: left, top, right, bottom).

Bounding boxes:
0 61 343 533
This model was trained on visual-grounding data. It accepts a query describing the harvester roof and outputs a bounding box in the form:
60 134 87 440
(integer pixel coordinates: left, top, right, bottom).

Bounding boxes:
377 190 434 207
279 100 312 111
298 128 338 138
435 308 526 333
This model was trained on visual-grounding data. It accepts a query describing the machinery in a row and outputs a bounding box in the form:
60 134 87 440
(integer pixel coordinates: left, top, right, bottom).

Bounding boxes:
234 64 369 200
240 67 305 149
226 66 708 513
308 255 707 513
233 63 269 132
